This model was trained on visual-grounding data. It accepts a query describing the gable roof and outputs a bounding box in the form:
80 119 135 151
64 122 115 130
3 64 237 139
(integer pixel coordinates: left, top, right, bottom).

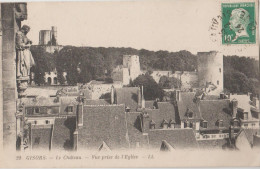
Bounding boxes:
52 117 76 150
115 87 139 111
199 100 232 130
78 105 129 150
31 126 52 150
177 92 201 120
22 97 59 107
142 102 180 130
98 141 111 151
243 128 260 145
126 112 149 149
24 87 58 97
84 99 110 106
148 129 198 150
145 100 155 109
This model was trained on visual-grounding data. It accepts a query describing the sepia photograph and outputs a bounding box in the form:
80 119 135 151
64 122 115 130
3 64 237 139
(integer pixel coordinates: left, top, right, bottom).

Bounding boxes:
0 0 259 167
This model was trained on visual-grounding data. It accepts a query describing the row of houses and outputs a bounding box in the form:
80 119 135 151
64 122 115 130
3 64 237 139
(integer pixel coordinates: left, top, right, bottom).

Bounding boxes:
16 85 260 151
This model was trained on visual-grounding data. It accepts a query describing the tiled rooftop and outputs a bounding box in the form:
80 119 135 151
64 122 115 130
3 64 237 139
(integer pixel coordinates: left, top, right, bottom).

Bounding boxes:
84 99 110 105
52 117 76 150
115 87 139 111
200 100 232 130
126 112 149 149
177 92 201 120
78 105 129 150
148 129 198 150
31 127 52 150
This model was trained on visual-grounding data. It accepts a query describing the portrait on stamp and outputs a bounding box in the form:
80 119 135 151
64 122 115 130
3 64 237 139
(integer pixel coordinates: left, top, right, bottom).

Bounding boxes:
222 2 256 44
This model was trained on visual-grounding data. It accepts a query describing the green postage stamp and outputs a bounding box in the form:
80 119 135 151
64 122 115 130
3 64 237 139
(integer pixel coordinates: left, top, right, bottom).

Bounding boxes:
222 2 256 44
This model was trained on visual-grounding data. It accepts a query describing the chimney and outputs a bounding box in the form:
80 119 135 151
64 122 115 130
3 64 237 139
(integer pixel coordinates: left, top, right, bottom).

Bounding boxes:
231 99 238 118
229 125 235 141
77 103 83 127
252 97 259 109
220 93 225 99
111 85 114 104
175 90 181 101
141 85 145 108
138 87 142 108
73 130 78 151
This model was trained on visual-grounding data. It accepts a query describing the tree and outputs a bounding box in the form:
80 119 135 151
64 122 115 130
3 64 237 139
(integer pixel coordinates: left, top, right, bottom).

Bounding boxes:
224 69 250 93
159 76 181 89
30 46 55 85
131 73 164 100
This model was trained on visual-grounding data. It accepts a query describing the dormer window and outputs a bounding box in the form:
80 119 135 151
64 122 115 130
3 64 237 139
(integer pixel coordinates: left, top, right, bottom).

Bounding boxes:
161 119 168 129
201 120 208 128
67 106 73 113
218 120 223 127
45 120 50 124
150 120 156 129
233 118 239 127
188 112 193 119
126 106 131 112
169 119 176 129
244 112 248 120
184 121 190 128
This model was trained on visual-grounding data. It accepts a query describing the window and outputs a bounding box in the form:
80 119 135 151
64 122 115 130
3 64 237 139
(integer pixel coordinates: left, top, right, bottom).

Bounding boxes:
219 68 221 73
45 120 49 124
67 106 73 113
211 135 216 138
26 107 34 115
217 80 219 85
40 107 47 114
188 112 193 119
201 121 208 128
244 124 248 128
34 107 40 114
244 112 248 120
219 120 223 127
233 119 239 127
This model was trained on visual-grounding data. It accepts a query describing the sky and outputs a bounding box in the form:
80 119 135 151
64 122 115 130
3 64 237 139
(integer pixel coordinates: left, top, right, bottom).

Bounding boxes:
23 0 259 59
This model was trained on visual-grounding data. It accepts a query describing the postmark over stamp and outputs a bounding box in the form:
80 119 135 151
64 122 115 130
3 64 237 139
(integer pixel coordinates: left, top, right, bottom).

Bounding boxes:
222 2 256 44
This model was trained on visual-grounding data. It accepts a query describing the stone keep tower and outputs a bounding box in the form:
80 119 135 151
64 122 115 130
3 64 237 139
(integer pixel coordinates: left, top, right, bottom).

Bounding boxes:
197 51 223 95
122 55 141 85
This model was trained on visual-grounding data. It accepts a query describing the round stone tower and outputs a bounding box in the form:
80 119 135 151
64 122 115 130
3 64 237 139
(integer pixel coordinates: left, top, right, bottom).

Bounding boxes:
197 51 223 95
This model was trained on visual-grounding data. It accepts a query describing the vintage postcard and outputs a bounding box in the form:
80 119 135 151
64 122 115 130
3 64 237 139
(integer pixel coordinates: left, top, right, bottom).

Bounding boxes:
0 0 259 168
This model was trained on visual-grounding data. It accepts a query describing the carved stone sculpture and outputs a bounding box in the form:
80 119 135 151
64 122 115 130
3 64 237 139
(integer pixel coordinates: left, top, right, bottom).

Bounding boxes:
16 25 35 78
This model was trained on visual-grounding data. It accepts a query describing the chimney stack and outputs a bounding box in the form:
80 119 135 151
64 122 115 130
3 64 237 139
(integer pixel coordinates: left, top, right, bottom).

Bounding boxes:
138 87 142 108
73 130 78 151
111 85 114 104
77 103 83 127
175 90 181 101
231 99 238 118
252 97 259 109
141 85 145 108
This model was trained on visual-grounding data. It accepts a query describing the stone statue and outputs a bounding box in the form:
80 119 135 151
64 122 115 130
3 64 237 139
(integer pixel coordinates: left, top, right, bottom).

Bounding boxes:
16 25 35 78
